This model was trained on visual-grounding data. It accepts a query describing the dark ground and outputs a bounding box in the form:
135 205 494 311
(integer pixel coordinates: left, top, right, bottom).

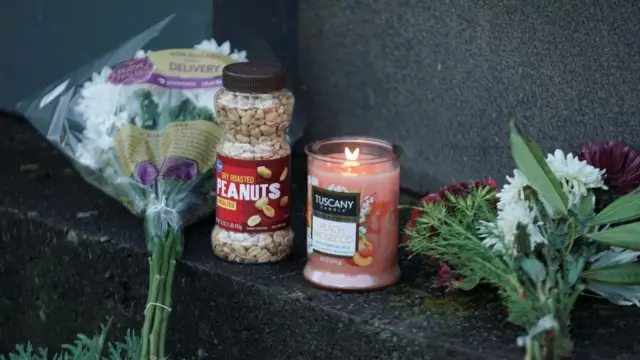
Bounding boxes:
1 114 639 359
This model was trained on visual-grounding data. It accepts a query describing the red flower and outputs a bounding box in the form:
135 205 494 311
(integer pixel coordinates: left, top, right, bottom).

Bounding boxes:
578 141 640 195
433 261 463 292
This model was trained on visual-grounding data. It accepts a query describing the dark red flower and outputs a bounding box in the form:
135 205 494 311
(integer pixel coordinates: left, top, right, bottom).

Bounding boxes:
433 261 463 292
578 141 640 195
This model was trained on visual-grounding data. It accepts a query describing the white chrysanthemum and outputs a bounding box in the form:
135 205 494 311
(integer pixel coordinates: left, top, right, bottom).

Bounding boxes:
497 149 606 213
74 66 136 169
586 247 640 306
75 111 130 169
75 67 121 117
546 149 607 208
497 169 529 210
75 65 147 121
188 39 248 111
194 39 248 62
74 38 248 172
478 202 546 253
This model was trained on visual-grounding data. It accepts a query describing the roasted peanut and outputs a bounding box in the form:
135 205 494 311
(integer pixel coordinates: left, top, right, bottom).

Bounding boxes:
280 167 288 181
280 196 289 207
247 215 261 227
214 89 293 161
257 166 272 179
211 228 294 264
255 197 269 211
262 205 275 218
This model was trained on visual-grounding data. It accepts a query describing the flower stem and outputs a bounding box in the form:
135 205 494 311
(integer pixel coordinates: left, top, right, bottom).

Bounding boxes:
525 328 573 360
146 229 179 359
141 241 163 360
159 256 177 357
149 232 173 359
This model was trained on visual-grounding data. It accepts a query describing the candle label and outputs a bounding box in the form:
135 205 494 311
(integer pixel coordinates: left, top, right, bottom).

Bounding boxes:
215 154 291 233
310 186 360 257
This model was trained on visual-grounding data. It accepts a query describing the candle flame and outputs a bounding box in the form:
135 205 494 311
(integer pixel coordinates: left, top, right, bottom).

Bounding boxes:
345 147 360 161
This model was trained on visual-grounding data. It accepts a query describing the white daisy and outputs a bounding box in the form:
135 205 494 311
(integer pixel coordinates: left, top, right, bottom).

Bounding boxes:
478 201 546 253
73 38 248 174
545 149 607 209
194 39 248 62
75 111 130 169
497 149 606 214
497 169 530 210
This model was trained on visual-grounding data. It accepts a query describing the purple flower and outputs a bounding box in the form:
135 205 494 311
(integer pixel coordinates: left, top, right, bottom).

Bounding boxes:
578 141 640 195
135 161 159 186
159 157 197 183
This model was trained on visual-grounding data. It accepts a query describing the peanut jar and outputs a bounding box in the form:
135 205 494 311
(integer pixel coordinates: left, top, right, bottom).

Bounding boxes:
211 62 294 263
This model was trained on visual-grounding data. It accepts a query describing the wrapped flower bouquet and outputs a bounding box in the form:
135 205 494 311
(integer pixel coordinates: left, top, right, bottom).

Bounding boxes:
10 14 293 360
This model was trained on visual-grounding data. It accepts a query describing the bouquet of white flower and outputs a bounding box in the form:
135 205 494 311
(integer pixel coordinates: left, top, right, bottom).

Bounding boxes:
406 122 640 360
9 14 298 360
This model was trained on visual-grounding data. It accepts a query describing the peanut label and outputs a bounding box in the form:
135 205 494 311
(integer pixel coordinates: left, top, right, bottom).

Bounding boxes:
215 154 291 233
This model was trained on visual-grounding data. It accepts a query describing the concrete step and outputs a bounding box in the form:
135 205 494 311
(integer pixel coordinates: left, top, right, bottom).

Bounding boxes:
0 116 638 359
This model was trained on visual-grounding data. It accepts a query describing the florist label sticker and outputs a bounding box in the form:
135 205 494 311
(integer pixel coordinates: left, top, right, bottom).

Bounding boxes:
310 186 360 258
149 49 234 89
215 154 291 233
113 120 222 183
108 57 155 85
108 49 235 89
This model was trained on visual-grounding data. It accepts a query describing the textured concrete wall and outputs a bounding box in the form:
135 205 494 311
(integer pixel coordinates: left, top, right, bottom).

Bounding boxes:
6 0 640 194
212 0 303 141
298 0 640 193
0 0 213 108
212 0 298 90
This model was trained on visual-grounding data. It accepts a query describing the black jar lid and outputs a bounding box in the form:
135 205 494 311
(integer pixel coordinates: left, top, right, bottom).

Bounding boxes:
221 62 286 93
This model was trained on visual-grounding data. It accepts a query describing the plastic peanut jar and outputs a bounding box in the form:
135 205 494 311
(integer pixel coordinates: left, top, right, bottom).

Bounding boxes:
211 62 294 264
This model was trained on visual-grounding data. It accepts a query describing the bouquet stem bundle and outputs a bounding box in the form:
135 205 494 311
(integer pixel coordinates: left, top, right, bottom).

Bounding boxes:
141 224 180 360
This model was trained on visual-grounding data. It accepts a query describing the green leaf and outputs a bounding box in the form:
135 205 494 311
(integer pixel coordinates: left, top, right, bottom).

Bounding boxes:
456 274 481 290
578 191 595 218
520 257 547 283
592 193 640 226
585 222 640 250
582 262 640 285
513 223 531 255
566 257 586 286
509 121 568 215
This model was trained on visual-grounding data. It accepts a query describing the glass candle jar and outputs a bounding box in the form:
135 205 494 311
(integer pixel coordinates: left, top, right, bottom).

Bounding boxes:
304 136 402 291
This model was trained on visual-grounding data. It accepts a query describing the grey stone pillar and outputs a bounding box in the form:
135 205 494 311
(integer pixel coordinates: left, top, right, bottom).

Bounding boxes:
299 0 640 193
